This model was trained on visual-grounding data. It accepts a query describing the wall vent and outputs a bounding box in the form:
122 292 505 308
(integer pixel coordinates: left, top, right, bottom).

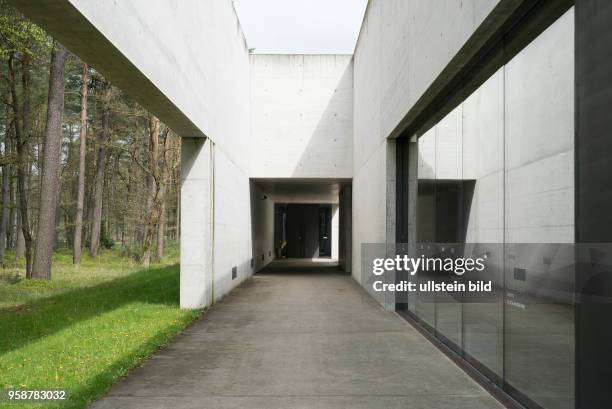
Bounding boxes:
232 266 237 280
513 268 526 281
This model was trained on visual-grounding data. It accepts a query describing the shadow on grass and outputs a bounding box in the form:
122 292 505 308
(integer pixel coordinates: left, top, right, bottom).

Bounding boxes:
0 264 184 356
57 313 196 409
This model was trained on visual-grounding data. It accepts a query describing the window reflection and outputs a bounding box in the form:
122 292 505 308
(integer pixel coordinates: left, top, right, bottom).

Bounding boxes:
408 8 575 409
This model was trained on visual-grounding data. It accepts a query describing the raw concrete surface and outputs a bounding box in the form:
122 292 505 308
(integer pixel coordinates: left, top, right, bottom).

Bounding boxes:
250 55 353 179
90 260 502 409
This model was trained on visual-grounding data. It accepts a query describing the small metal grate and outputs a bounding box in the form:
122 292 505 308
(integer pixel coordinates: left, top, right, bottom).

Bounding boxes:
513 268 526 281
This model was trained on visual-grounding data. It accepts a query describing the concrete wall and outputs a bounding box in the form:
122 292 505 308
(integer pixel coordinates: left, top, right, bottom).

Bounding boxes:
462 69 504 244
504 9 574 244
354 0 499 147
57 0 252 150
212 147 254 301
351 142 395 284
381 0 498 138
250 55 353 178
181 137 255 308
331 204 339 260
249 55 353 268
180 139 214 308
414 9 574 245
250 183 275 272
112 0 248 308
352 0 574 292
352 0 503 284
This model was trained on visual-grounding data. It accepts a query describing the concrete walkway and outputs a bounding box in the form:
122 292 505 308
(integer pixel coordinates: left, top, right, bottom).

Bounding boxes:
90 260 503 409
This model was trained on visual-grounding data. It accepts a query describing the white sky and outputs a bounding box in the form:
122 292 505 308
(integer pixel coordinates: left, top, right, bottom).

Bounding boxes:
233 0 368 54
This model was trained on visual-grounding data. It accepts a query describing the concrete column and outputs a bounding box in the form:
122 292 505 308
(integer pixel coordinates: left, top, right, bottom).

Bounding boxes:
331 204 339 260
180 138 214 309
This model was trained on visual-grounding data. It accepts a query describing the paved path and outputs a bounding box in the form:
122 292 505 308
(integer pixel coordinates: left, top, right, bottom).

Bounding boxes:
90 260 502 409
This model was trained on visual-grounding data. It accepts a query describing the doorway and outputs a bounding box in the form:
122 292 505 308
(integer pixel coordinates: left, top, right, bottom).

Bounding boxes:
276 203 332 259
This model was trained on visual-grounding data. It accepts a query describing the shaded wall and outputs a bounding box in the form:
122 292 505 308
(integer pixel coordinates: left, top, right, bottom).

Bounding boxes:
250 55 353 178
250 183 275 272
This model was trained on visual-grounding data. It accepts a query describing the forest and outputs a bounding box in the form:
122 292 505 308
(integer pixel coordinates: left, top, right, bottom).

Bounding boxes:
0 2 181 280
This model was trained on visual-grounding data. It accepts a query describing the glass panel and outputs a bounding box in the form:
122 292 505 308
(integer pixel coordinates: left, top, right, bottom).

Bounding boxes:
503 9 575 408
460 68 505 381
504 244 575 409
416 128 437 328
407 7 575 409
433 106 464 349
463 243 504 381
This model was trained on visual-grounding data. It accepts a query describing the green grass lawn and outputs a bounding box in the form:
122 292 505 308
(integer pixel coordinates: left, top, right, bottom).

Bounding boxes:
0 246 201 409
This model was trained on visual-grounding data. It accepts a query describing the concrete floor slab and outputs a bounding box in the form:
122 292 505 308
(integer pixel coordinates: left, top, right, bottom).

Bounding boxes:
89 260 503 409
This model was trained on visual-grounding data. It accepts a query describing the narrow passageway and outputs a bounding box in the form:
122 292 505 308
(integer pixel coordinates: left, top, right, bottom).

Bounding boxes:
90 260 502 409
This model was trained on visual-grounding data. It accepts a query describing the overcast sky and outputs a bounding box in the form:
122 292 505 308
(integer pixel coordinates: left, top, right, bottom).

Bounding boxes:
233 0 368 54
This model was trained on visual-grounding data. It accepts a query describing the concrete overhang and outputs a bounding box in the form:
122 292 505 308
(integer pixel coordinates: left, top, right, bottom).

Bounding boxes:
9 0 205 138
388 0 573 140
251 178 351 204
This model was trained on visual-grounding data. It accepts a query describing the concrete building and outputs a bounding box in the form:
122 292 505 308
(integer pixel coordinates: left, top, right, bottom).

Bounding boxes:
11 1 612 408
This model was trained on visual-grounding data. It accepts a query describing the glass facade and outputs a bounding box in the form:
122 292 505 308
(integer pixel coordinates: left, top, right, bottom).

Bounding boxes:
399 8 575 409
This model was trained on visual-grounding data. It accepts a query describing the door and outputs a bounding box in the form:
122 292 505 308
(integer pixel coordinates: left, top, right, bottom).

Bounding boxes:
286 204 320 258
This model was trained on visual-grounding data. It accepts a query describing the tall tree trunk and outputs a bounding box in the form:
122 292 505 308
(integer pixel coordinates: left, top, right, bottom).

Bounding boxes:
0 93 12 264
136 144 151 247
155 197 166 261
89 81 112 258
15 217 24 258
8 52 34 276
11 170 18 251
141 115 160 267
176 186 180 240
154 130 172 261
73 63 88 264
32 42 67 279
9 167 16 249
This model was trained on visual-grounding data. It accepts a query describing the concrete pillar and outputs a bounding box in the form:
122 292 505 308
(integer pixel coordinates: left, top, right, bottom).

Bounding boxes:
331 204 339 260
180 138 214 309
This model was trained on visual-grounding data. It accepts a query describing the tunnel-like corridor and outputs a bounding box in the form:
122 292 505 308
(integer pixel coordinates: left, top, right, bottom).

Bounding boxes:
90 260 502 409
250 178 352 274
